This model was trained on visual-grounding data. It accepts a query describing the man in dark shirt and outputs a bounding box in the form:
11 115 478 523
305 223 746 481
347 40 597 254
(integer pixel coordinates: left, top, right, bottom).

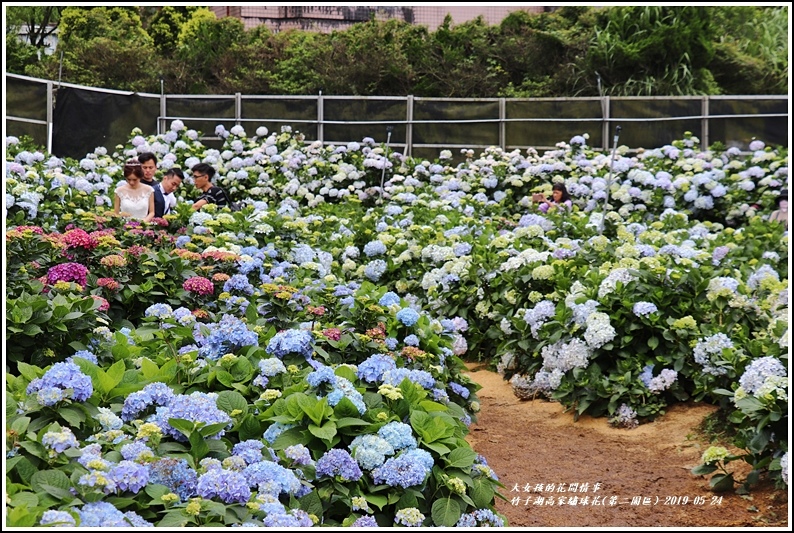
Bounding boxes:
153 168 184 217
191 163 230 211
138 152 159 188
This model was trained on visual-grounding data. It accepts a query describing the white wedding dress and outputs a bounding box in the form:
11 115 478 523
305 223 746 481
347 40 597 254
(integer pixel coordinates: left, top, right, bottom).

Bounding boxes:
116 187 153 220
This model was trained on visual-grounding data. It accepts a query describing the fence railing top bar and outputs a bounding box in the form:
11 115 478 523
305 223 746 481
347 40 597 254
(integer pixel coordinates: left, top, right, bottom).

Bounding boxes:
50 79 160 97
165 94 240 100
506 97 605 102
707 95 789 101
237 94 324 99
6 72 54 83
314 95 410 101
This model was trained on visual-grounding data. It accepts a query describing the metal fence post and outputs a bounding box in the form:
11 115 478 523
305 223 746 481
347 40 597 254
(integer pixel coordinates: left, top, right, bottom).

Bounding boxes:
406 95 414 157
499 97 506 150
597 72 608 152
702 96 709 149
159 79 166 135
235 92 242 127
317 90 324 145
47 80 53 154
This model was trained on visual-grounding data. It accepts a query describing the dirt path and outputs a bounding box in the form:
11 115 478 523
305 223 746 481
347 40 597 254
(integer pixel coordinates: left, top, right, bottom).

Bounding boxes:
464 364 789 528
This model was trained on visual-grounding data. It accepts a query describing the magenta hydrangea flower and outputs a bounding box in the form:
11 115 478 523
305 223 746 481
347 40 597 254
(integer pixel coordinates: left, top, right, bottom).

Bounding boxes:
46 262 89 287
183 276 214 296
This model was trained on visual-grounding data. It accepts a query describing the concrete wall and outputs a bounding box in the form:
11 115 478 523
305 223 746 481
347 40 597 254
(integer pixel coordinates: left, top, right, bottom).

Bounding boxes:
209 5 546 32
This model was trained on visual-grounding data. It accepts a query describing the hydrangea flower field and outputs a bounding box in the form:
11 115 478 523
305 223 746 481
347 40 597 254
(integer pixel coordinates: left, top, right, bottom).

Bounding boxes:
4 121 789 527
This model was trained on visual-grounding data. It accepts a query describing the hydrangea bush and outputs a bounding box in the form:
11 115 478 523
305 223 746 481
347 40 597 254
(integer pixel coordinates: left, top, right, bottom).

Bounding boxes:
5 124 788 525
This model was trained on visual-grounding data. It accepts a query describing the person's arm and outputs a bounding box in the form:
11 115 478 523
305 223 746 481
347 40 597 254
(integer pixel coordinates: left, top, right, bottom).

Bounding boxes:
143 193 155 222
192 198 208 211
538 200 550 213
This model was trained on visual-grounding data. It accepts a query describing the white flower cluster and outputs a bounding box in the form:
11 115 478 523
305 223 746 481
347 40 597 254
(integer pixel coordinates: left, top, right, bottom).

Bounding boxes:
541 338 591 374
500 248 551 272
647 369 678 393
583 312 616 349
738 356 787 398
597 268 637 299
692 333 733 376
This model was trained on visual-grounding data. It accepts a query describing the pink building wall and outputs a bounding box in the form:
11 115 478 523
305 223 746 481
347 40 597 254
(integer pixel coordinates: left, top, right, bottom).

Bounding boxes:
209 5 546 32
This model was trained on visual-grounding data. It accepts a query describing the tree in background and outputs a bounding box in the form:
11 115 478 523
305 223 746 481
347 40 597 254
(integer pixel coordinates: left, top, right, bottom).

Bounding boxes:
8 5 788 98
25 6 159 92
575 6 717 96
5 6 63 73
707 6 788 95
495 7 594 97
5 6 62 49
146 5 201 57
172 9 247 94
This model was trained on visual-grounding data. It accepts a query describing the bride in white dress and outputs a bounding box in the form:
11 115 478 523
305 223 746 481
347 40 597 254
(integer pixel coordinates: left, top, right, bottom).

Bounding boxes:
114 159 155 222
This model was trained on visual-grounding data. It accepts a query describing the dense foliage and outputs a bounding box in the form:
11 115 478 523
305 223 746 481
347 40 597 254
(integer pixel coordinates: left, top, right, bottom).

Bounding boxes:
5 120 788 528
6 5 789 96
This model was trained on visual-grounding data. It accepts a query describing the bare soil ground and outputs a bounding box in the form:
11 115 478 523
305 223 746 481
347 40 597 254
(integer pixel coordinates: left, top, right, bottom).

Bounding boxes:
464 364 790 528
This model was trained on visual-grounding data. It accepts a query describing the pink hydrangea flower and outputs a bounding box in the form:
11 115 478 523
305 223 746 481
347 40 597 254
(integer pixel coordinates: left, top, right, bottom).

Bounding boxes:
91 295 110 312
183 276 214 296
61 229 98 251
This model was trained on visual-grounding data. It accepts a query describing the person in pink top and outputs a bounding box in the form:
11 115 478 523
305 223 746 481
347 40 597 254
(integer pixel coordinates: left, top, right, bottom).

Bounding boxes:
533 183 572 213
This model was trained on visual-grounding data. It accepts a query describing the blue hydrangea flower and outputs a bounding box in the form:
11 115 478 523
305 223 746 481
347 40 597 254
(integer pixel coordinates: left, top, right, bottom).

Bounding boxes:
396 307 420 327
196 468 251 504
357 354 397 383
39 510 76 527
284 444 314 466
266 329 314 359
76 502 153 527
224 274 255 295
306 365 337 388
109 460 150 493
233 440 266 465
377 421 417 450
315 449 363 482
263 422 296 444
26 361 93 406
196 314 259 361
120 441 154 462
95 407 123 431
242 460 302 495
382 368 436 390
349 434 395 470
403 334 420 346
352 515 378 527
378 291 401 307
151 391 231 442
371 449 432 488
144 303 174 320
68 350 98 365
121 382 174 421
364 240 387 257
364 259 388 281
